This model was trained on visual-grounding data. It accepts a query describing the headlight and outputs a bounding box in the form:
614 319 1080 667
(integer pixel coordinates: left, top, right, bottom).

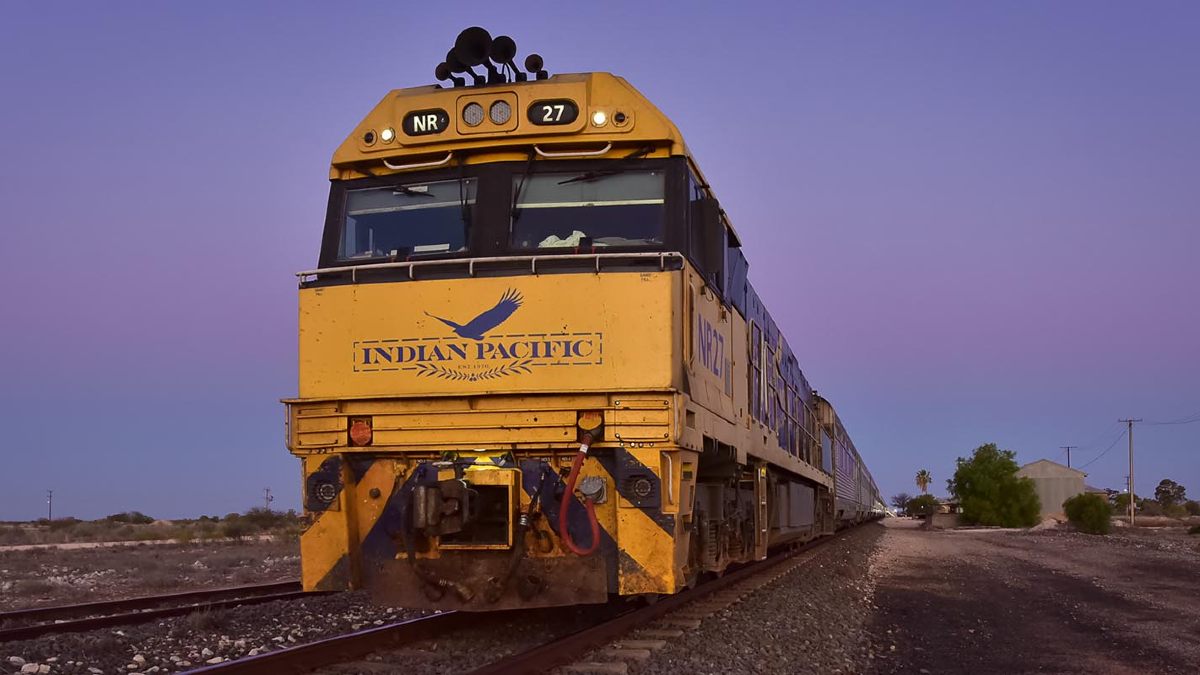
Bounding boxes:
489 100 511 124
462 102 484 127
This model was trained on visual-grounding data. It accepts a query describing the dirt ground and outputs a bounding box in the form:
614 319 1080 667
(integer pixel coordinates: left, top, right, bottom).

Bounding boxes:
867 519 1200 674
0 539 299 611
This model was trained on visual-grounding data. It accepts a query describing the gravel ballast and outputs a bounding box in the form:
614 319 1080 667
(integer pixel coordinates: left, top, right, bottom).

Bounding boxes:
637 523 885 675
1 591 425 675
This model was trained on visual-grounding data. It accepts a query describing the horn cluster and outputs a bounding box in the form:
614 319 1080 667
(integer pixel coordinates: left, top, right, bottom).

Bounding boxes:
436 27 547 88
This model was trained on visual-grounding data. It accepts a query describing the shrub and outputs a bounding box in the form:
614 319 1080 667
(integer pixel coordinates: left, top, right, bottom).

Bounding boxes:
1138 500 1165 517
221 520 253 541
1164 504 1188 518
0 527 32 546
105 511 155 525
1064 493 1111 535
172 526 196 544
1184 500 1200 517
47 517 81 531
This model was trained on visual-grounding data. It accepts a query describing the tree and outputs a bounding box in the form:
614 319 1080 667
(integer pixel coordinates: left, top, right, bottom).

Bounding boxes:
946 443 1041 527
1154 479 1186 508
890 493 913 514
1112 492 1133 512
906 494 940 517
915 469 932 494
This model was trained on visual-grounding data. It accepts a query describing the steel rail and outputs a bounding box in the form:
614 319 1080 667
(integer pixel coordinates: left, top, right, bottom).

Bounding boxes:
0 581 320 643
187 611 495 675
467 528 856 675
188 526 865 674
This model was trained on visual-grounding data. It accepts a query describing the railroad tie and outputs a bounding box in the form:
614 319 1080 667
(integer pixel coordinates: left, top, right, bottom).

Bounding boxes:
561 662 630 675
599 647 653 662
636 628 684 639
612 640 667 651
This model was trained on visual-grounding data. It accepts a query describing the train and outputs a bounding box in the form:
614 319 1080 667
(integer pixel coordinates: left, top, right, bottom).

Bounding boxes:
284 28 882 611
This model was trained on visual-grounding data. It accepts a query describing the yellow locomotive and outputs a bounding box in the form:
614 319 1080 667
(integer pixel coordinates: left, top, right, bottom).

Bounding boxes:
285 28 881 611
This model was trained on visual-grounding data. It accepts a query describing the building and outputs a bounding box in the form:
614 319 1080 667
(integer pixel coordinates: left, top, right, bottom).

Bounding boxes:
1016 459 1088 518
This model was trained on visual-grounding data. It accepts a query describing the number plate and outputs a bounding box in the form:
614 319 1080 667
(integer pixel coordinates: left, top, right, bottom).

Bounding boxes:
527 99 579 125
403 108 450 136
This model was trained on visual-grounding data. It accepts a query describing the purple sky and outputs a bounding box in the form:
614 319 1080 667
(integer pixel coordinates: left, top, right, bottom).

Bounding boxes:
1 3 1197 520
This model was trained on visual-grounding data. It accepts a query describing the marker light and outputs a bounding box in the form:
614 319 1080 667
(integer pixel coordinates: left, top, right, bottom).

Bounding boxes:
591 110 608 127
489 100 511 124
349 417 373 446
463 102 484 126
380 127 396 143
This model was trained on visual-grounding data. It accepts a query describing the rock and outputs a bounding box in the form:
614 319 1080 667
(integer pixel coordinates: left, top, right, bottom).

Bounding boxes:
89 669 104 674
38 667 50 675
21 665 40 674
200 648 214 658
205 657 224 665
10 657 27 666
248 649 261 657
132 655 146 664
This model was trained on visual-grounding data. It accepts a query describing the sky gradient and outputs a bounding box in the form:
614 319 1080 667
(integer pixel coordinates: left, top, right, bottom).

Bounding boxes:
1 2 1197 519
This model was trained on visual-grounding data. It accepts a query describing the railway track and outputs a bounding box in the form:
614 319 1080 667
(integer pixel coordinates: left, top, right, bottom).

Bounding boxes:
0 580 315 642
189 526 859 674
470 528 854 674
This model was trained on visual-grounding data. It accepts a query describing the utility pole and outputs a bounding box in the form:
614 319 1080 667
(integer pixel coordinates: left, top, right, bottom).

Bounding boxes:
1119 419 1142 525
1061 446 1077 468
46 490 53 521
263 487 274 512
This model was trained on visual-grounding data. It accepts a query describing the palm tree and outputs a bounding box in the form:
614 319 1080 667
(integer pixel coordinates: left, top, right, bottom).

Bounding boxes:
915 469 932 494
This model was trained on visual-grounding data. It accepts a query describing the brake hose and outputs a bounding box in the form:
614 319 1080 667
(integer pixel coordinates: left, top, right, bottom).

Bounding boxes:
558 433 601 556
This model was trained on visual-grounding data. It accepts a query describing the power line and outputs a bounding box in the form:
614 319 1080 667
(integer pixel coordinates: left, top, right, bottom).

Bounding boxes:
1075 421 1124 452
1077 428 1127 469
1146 408 1200 425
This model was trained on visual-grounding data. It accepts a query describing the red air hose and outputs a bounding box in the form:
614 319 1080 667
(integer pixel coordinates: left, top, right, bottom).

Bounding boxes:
559 433 600 556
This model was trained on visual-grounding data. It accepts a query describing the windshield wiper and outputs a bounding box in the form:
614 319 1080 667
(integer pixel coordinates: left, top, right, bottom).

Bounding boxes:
557 146 654 185
392 185 436 198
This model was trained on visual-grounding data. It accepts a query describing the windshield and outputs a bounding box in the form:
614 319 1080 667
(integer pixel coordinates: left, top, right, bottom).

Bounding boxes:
510 170 664 249
339 179 475 261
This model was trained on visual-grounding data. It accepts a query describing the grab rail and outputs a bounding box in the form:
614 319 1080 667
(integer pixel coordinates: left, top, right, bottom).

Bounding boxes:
533 142 612 158
382 151 454 171
298 252 684 284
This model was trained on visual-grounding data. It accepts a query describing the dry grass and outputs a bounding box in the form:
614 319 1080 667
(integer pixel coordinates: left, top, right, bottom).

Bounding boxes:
1114 515 1200 528
172 607 230 636
16 579 55 595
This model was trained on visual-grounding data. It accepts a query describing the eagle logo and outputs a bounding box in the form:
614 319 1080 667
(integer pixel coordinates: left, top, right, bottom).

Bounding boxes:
425 289 523 341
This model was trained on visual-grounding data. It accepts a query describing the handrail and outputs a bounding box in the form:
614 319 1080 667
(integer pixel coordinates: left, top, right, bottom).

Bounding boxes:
298 252 683 283
664 452 675 506
533 142 612 158
382 151 454 171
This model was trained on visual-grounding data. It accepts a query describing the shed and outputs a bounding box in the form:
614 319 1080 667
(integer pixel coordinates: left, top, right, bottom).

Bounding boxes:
1016 459 1087 517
